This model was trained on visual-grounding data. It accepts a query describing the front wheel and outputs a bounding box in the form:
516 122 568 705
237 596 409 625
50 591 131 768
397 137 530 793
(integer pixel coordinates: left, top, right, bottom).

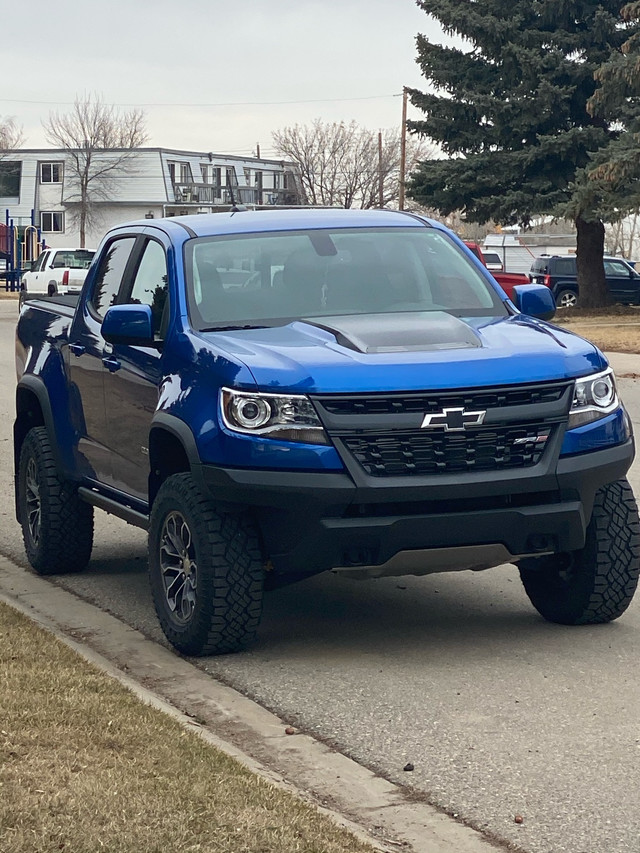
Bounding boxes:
18 426 94 574
148 473 264 655
519 479 640 625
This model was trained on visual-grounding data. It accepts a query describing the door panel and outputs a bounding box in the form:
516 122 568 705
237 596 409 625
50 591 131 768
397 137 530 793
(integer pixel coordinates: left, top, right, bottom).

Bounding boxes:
103 238 169 501
68 236 137 486
604 260 636 303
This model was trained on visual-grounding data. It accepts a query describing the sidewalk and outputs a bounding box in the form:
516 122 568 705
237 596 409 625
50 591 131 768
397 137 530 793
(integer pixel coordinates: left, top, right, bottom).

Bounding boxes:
605 351 640 374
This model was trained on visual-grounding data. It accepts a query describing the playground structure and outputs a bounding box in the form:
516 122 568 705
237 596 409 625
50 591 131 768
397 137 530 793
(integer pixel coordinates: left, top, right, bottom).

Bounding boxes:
0 211 45 291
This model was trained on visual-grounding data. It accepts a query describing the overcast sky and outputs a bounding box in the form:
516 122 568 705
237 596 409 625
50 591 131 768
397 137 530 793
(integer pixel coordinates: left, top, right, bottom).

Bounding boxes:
2 0 447 158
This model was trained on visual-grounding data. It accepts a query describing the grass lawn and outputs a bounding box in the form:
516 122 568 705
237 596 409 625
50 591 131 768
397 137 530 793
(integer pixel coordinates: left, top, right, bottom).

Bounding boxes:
552 305 640 354
0 602 377 853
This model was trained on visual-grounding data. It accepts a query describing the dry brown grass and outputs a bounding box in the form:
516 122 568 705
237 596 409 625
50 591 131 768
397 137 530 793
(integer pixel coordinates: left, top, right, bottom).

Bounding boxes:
0 603 377 853
552 307 640 354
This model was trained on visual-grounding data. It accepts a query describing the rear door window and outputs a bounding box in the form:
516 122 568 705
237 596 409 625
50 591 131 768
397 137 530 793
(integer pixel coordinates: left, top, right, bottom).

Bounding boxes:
124 239 169 337
553 258 576 276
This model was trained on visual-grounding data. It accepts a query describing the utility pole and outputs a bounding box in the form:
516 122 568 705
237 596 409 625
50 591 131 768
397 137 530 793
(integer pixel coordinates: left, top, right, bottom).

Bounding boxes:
378 131 384 208
399 87 408 211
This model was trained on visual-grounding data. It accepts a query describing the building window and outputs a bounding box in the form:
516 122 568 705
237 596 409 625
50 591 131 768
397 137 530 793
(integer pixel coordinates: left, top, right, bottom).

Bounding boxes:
225 167 235 187
168 163 176 183
179 162 192 183
0 161 21 196
273 172 281 190
41 211 64 233
213 167 222 188
40 163 63 183
200 164 209 183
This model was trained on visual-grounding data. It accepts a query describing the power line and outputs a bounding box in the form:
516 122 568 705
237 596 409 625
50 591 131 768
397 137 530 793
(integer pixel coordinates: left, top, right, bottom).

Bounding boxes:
1 94 402 108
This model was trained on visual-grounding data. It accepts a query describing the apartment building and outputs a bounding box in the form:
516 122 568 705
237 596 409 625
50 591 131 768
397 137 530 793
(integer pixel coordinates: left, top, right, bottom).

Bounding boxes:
0 147 303 249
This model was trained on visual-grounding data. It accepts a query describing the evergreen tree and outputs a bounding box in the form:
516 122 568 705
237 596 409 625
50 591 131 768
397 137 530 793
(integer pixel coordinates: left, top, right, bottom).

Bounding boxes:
587 3 640 201
407 1 637 308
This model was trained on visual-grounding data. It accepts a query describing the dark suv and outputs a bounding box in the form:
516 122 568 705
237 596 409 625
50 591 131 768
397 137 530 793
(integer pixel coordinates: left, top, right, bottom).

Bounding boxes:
529 255 640 307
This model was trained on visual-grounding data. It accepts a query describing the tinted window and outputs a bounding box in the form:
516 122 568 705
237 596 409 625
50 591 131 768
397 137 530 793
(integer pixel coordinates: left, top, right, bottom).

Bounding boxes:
531 258 549 274
91 238 136 318
184 227 507 330
553 257 576 276
127 240 169 336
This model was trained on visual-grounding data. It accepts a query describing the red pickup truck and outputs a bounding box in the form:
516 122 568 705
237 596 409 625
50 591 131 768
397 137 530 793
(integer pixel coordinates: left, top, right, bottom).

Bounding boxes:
464 242 530 300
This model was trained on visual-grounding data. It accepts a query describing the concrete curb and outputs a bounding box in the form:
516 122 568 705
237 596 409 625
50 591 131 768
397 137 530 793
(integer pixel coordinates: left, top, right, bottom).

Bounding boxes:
0 556 500 853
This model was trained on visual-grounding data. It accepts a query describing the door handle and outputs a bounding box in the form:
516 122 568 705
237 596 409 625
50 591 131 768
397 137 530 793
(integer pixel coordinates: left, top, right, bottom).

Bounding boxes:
69 343 85 357
102 356 121 373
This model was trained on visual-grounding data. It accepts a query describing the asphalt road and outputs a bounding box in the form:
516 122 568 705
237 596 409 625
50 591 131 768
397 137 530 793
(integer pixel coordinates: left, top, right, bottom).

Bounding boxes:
2 296 640 853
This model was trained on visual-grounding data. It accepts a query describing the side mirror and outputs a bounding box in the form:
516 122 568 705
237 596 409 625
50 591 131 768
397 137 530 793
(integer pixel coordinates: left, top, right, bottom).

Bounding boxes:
102 304 155 346
512 284 556 321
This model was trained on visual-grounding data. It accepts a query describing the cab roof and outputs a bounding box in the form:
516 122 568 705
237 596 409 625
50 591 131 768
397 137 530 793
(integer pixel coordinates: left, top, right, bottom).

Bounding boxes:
133 207 435 240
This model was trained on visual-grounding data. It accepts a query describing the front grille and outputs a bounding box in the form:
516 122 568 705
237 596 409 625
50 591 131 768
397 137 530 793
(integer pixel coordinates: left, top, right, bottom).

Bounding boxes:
342 424 551 477
319 381 569 416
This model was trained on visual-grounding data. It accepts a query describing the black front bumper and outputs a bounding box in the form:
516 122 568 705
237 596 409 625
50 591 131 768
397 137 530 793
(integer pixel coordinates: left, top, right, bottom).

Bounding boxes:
195 439 634 579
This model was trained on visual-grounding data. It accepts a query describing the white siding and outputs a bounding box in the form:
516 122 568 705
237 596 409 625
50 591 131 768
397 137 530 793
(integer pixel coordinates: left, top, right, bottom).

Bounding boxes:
2 147 297 249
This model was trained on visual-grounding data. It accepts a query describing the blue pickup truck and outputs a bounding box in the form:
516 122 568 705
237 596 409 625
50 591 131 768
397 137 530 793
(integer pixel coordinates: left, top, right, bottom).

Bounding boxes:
14 208 640 655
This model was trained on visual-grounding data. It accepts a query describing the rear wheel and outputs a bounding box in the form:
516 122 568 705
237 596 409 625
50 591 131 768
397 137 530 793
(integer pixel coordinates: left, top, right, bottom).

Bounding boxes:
149 473 264 655
555 288 578 308
18 426 94 574
519 479 640 624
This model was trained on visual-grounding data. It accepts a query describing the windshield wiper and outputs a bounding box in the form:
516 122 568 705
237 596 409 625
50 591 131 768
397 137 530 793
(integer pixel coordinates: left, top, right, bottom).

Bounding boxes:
199 324 268 332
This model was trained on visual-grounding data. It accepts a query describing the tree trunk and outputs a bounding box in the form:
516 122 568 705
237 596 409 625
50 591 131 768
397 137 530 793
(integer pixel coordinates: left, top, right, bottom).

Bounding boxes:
575 216 609 309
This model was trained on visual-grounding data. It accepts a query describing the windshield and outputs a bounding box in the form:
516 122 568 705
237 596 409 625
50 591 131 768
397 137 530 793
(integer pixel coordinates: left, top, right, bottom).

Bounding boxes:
184 227 507 331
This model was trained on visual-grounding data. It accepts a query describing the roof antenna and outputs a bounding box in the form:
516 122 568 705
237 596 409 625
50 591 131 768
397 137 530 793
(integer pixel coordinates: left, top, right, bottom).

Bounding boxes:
227 179 247 213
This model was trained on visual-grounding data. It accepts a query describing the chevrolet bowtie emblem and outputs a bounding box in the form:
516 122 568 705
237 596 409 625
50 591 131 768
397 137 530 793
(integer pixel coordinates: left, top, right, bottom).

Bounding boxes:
420 407 486 431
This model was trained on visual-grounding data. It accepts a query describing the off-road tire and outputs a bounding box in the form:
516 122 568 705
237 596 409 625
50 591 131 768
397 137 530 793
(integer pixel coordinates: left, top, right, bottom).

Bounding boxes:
519 479 640 624
18 426 94 574
148 473 264 656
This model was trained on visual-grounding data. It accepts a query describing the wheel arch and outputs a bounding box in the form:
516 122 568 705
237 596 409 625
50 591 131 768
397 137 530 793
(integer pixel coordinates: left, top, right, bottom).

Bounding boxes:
14 378 56 521
148 413 201 507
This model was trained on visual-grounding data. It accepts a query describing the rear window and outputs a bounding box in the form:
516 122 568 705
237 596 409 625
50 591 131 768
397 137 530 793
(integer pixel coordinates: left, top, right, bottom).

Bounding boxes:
51 249 95 269
184 227 509 331
531 258 549 274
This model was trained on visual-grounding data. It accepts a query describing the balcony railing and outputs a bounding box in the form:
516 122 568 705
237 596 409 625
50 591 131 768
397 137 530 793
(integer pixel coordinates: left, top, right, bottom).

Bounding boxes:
172 182 301 207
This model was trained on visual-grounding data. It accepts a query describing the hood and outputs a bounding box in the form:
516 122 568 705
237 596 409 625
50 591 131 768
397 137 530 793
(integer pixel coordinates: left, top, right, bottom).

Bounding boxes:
199 312 606 394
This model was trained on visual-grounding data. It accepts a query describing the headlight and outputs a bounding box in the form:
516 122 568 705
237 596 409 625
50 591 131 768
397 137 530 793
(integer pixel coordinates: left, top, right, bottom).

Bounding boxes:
568 368 619 428
221 387 329 445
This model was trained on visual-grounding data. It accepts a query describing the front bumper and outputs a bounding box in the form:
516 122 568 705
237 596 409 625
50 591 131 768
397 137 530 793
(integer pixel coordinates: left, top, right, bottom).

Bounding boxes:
195 437 634 580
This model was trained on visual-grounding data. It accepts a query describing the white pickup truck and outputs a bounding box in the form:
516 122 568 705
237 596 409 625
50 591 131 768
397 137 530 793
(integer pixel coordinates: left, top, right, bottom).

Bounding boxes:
20 247 95 303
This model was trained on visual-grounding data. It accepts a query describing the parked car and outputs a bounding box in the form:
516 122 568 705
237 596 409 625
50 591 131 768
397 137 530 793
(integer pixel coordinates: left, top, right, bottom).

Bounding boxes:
482 250 504 271
464 241 530 298
20 247 96 305
529 255 640 307
14 209 639 656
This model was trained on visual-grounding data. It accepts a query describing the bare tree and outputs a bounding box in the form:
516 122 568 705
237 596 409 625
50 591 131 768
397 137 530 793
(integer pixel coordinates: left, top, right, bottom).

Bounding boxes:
0 116 24 158
43 94 148 246
272 119 434 209
605 213 640 260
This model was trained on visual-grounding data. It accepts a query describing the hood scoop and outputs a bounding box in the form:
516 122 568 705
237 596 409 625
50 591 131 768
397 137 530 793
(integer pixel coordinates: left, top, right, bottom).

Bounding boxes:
305 311 481 354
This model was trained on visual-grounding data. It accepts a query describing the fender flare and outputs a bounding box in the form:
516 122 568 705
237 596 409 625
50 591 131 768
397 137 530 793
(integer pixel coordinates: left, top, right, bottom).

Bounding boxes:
15 374 59 463
149 412 201 467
